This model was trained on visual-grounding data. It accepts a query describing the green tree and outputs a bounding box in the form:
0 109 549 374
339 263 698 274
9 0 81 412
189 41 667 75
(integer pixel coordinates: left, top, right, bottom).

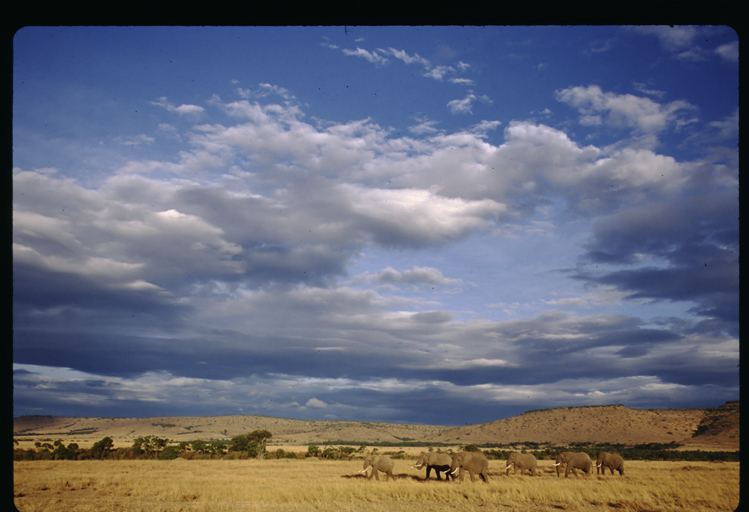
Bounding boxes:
209 440 227 456
307 444 320 457
160 446 180 460
229 435 249 452
191 440 208 454
132 436 169 458
90 436 114 460
246 429 273 444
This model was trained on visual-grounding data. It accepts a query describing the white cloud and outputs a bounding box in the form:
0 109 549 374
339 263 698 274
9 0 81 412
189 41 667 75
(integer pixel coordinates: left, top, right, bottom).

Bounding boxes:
632 82 666 98
118 134 155 146
383 47 430 67
449 77 475 85
469 120 502 134
305 398 327 408
151 97 205 116
446 91 491 115
408 117 442 135
424 65 455 81
632 25 697 52
342 47 388 67
715 41 738 62
555 85 698 134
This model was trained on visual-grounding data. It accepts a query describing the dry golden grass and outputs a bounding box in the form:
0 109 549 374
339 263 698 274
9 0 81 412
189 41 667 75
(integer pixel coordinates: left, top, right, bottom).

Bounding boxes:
13 459 739 512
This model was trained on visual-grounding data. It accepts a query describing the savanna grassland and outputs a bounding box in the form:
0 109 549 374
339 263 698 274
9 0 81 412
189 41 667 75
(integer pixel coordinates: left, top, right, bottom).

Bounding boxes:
13 458 739 512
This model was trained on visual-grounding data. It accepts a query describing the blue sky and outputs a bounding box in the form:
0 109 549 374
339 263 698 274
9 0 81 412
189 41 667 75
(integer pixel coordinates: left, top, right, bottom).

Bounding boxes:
13 26 738 425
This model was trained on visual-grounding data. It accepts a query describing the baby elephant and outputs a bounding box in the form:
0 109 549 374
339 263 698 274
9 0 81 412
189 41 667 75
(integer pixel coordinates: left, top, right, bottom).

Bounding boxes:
596 452 624 476
505 452 538 476
360 453 394 481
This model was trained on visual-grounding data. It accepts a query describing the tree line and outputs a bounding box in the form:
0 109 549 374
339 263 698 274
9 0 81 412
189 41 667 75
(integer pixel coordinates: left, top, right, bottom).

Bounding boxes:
14 433 738 462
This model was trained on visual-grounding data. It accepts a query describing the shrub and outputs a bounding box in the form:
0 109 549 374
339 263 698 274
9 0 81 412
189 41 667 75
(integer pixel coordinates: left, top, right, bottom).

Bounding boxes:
160 446 180 460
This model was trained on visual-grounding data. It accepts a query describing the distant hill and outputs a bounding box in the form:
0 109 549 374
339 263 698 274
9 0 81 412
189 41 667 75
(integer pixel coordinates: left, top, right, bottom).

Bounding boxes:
13 401 739 451
424 401 739 450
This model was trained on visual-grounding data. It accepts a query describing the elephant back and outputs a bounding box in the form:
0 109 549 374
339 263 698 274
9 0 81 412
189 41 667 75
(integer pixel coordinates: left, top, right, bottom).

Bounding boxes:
378 454 394 470
432 452 452 466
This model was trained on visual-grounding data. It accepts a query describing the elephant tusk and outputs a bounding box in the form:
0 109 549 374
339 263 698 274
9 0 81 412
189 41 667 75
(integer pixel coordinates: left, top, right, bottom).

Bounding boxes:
554 463 561 466
451 469 459 475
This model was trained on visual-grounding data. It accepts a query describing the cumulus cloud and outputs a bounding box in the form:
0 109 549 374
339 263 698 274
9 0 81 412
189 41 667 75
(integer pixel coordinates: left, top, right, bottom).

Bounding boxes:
555 85 698 134
13 81 737 423
305 398 327 408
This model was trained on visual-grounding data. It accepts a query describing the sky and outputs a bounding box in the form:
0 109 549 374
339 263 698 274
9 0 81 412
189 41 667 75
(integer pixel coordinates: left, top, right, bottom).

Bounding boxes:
12 26 739 426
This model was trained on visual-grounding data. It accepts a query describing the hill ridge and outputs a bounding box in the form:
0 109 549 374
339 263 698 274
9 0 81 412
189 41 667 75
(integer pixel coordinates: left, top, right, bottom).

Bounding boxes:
13 401 739 451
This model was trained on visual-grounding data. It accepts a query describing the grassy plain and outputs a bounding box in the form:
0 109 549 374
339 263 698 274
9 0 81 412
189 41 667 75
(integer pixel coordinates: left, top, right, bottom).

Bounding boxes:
13 458 739 512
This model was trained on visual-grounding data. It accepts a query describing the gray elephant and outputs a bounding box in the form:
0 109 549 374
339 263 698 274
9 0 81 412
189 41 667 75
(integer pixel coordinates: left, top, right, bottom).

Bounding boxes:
554 451 593 477
596 452 624 476
505 452 538 476
413 451 453 480
360 453 394 481
449 451 490 482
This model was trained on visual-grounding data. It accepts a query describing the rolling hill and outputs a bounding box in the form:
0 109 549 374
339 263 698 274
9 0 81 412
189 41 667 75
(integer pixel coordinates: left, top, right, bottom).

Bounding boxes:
13 401 739 451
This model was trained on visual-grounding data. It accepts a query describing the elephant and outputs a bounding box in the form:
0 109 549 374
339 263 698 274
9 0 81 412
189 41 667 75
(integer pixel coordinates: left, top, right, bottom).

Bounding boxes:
596 452 624 476
554 451 593 477
360 453 394 481
449 451 490 482
505 452 538 476
412 451 453 480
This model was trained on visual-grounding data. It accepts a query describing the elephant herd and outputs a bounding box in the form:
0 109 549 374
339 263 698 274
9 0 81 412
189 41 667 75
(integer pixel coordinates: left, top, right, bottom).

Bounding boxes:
360 450 624 481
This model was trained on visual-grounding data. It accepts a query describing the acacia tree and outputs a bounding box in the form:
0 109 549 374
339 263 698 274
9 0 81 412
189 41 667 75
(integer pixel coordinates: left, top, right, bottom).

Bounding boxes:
132 436 168 458
229 430 272 459
90 437 114 460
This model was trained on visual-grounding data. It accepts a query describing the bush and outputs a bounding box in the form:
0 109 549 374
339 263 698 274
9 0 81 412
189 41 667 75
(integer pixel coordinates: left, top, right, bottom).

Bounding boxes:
307 444 321 457
90 437 114 460
160 446 180 460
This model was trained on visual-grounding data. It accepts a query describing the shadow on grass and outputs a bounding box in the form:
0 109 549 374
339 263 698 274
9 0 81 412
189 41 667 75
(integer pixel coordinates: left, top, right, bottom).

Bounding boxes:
340 473 455 482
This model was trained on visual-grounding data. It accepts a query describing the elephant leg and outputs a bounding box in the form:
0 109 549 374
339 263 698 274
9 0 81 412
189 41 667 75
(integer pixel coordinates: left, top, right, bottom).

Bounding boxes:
426 466 432 480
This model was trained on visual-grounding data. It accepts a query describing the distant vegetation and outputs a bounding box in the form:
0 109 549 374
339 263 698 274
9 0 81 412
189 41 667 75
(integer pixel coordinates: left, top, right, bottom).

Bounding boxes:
14 432 739 462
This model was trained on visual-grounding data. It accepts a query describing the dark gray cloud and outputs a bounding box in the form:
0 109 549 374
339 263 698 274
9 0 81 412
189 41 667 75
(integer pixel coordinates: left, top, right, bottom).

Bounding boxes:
574 188 738 337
